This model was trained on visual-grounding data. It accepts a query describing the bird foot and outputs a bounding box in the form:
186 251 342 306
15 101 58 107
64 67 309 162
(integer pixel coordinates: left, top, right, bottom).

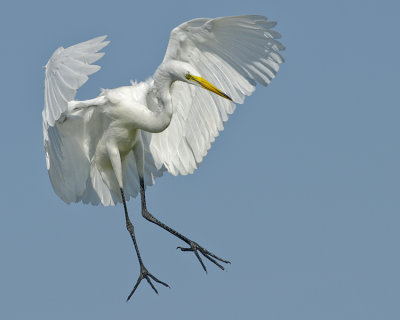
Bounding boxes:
177 240 230 272
126 265 169 301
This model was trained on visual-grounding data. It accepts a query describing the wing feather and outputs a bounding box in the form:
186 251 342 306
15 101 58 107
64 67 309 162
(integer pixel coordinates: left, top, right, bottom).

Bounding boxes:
43 35 109 127
43 36 110 205
148 15 285 175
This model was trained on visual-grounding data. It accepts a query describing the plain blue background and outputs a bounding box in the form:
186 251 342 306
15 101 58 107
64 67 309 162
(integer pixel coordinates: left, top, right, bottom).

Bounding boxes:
1 0 399 319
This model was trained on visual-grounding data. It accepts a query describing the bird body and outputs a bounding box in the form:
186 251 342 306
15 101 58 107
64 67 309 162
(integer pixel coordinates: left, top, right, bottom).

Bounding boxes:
42 15 285 298
44 15 285 207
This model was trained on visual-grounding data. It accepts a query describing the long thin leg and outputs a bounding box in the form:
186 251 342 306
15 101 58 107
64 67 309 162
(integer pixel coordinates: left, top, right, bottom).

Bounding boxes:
139 178 230 272
121 188 169 301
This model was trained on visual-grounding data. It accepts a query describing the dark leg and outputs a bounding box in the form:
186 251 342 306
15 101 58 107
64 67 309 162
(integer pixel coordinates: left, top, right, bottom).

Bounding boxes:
139 178 230 272
121 188 169 301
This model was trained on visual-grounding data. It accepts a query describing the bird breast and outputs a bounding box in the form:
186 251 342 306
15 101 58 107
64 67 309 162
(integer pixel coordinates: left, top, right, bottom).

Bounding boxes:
93 83 151 169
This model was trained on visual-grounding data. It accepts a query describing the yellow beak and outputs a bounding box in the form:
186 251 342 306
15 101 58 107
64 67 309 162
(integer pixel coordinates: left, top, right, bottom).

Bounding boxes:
187 74 232 101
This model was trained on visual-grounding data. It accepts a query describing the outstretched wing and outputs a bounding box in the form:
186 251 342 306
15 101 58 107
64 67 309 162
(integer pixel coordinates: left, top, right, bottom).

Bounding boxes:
43 36 111 205
43 36 109 127
147 15 285 176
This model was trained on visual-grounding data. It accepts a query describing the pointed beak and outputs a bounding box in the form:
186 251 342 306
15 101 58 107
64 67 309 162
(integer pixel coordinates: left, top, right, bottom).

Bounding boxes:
190 75 232 101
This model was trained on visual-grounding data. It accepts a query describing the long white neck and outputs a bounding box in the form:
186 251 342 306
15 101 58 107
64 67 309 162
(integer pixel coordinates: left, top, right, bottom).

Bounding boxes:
133 60 192 133
150 67 175 131
146 60 194 132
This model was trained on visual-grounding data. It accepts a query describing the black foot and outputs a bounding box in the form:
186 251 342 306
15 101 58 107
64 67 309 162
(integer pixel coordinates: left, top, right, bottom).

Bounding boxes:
127 265 169 301
177 240 231 272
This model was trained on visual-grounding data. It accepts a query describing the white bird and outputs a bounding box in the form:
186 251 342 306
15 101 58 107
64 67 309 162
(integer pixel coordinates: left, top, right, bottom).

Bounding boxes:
43 15 285 299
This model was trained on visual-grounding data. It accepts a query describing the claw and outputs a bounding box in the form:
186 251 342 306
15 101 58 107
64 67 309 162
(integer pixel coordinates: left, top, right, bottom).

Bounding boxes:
177 241 230 272
127 266 169 301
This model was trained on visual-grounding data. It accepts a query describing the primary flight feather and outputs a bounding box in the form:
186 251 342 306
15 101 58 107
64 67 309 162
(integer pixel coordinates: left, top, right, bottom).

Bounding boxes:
42 15 285 299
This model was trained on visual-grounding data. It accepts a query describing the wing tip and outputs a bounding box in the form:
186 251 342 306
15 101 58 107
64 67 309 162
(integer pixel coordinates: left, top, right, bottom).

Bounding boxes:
94 35 110 50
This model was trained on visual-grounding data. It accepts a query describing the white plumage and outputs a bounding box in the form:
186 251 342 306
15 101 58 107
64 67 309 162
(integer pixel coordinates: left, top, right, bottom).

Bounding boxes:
43 15 284 207
42 14 285 299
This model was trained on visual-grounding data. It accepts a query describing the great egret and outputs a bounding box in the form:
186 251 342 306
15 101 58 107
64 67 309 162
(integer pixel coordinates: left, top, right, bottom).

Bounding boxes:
42 15 285 300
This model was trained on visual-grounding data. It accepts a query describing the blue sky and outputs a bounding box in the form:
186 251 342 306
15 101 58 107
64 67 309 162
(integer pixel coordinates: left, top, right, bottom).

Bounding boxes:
1 0 399 319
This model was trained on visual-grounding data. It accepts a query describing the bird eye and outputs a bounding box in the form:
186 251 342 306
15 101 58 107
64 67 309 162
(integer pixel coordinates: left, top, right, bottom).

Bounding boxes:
185 73 191 80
